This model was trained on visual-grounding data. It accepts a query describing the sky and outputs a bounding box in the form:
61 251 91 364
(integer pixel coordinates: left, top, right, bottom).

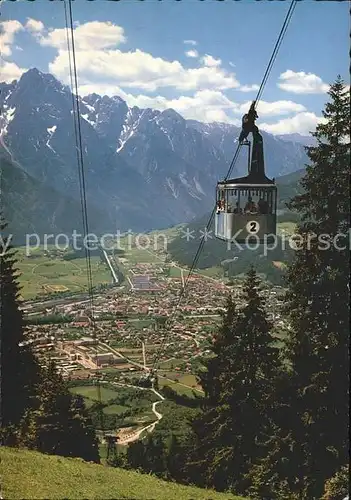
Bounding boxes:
0 0 349 135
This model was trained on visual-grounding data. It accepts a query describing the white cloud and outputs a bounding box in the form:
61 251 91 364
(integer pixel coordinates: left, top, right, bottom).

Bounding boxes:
49 48 240 92
185 49 198 58
255 100 306 116
78 77 310 128
39 21 126 51
260 112 327 135
36 21 240 92
80 83 129 100
278 70 329 94
133 89 241 125
0 60 27 82
25 18 44 33
233 100 306 117
80 86 240 125
19 20 323 133
184 39 197 46
238 84 259 93
0 20 23 57
201 54 221 67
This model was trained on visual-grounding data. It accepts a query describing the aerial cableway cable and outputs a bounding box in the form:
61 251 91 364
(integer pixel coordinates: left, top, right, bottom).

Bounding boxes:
255 0 297 104
64 0 104 431
149 0 297 377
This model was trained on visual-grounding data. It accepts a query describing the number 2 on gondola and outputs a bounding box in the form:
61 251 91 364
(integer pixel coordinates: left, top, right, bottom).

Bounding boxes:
246 221 260 234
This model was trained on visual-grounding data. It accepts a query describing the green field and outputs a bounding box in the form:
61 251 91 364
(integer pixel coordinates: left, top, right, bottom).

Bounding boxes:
69 384 159 422
15 246 112 299
103 404 129 415
123 247 162 265
158 358 186 369
1 447 245 499
168 266 184 277
82 397 95 409
147 224 186 243
158 375 202 397
69 385 120 403
178 374 200 387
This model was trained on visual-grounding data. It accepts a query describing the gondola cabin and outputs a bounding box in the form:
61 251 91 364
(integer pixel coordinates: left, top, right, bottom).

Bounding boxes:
215 110 277 244
215 178 277 244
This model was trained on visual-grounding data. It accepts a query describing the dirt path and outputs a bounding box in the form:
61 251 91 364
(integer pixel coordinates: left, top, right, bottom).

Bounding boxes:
117 388 165 445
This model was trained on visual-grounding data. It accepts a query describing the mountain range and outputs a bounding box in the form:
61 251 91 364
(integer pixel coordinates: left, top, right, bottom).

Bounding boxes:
1 68 310 239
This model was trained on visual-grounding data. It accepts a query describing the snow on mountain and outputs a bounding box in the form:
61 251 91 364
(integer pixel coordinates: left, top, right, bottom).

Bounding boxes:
0 68 310 233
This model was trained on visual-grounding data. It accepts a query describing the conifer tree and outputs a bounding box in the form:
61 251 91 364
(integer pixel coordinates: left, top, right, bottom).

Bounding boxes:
67 394 100 462
126 439 146 470
165 433 183 480
19 361 99 463
183 295 237 487
0 216 40 434
142 434 166 476
263 76 350 499
187 269 282 494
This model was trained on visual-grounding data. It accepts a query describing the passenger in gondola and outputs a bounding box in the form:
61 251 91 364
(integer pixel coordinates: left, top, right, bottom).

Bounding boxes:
244 197 257 214
234 202 242 214
217 199 225 211
258 198 269 214
238 101 259 143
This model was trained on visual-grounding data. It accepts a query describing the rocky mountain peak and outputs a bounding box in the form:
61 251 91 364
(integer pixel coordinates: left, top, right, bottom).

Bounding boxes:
1 68 310 233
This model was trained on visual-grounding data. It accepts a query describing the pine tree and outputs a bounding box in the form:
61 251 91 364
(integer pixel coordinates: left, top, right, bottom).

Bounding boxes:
0 216 40 435
142 434 166 476
200 294 237 404
67 394 100 463
187 269 282 494
265 76 350 499
126 440 146 471
19 361 99 462
165 433 183 481
183 295 237 488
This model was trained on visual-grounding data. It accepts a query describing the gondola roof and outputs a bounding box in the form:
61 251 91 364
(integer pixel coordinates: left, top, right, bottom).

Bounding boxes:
217 171 275 186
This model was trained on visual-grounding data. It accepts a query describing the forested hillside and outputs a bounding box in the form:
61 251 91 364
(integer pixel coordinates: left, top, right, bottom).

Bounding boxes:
1 78 349 500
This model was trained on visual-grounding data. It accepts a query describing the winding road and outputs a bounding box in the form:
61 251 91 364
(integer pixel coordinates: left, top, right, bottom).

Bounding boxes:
117 388 165 445
99 380 165 445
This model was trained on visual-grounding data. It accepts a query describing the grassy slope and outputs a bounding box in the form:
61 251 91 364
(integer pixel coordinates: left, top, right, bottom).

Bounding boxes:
1 447 245 500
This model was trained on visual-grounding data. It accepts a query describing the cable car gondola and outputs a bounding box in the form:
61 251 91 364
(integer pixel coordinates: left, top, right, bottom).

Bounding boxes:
215 102 277 244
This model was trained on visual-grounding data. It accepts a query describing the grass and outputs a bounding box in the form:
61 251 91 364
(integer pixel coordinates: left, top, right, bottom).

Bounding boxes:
147 224 186 243
158 376 200 398
69 385 120 403
114 239 163 265
82 397 95 409
168 266 184 277
103 404 129 415
15 246 112 299
1 447 245 499
178 374 200 387
158 358 185 369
